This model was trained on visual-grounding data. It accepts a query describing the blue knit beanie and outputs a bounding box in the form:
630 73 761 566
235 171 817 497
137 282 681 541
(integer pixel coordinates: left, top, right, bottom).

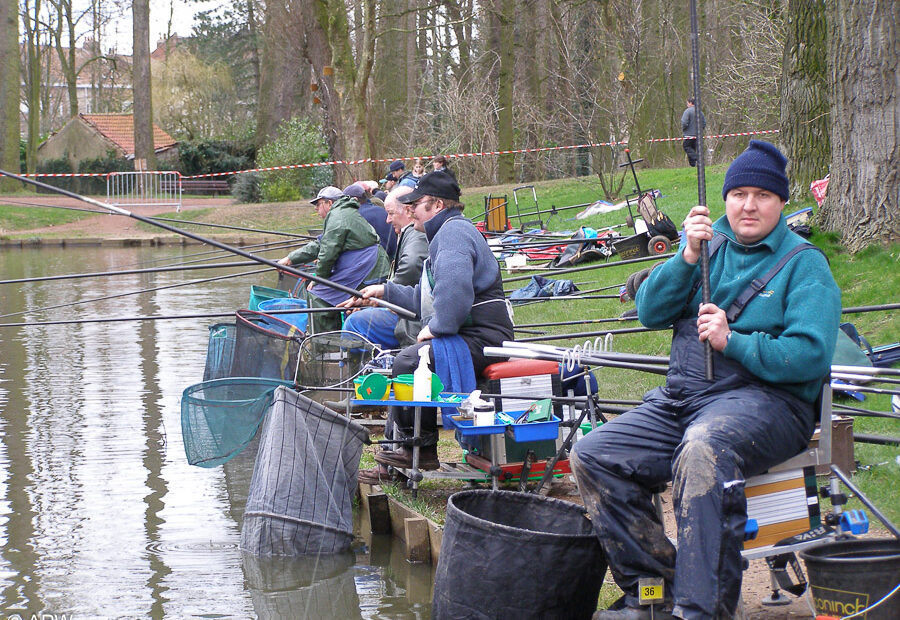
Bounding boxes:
722 140 789 201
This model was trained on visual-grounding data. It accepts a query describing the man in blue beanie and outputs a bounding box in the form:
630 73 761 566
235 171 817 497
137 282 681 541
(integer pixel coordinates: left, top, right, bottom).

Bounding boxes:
572 141 841 620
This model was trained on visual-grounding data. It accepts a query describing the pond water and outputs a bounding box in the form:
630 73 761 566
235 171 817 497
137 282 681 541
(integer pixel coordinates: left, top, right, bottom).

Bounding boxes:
0 246 433 619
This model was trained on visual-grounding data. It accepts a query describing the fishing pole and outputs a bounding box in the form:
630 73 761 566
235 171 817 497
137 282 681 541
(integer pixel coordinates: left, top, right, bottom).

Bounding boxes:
151 216 314 239
493 237 617 250
514 315 639 329
842 302 900 314
0 306 344 328
517 325 658 342
506 285 619 298
690 0 713 381
484 344 668 376
2 198 315 239
0 169 416 320
509 294 620 306
502 341 670 365
832 403 900 420
503 281 623 295
117 237 303 271
832 373 900 386
0 260 260 285
2 199 104 214
472 200 603 223
503 253 672 283
122 239 301 273
0 267 270 320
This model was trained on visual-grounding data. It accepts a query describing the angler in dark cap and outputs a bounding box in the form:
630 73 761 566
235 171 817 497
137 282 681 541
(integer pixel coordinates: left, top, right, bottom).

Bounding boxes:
573 141 841 620
341 172 514 479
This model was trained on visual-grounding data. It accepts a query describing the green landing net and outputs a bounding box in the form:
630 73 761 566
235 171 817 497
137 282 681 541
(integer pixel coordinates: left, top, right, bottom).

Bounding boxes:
181 377 294 467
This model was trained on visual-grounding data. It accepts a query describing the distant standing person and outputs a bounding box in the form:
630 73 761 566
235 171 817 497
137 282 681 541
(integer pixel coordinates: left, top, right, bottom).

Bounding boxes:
681 97 706 167
431 155 456 180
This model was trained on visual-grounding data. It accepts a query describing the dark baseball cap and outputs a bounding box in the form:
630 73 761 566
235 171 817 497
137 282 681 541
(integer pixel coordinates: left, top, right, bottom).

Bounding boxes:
389 159 405 172
397 172 461 204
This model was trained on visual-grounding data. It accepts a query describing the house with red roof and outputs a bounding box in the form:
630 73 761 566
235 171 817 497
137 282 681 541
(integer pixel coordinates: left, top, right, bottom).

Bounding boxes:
36 113 179 168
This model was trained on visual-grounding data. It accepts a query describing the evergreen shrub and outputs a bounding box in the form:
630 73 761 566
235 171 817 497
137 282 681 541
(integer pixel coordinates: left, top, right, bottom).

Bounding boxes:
256 118 331 202
231 171 261 203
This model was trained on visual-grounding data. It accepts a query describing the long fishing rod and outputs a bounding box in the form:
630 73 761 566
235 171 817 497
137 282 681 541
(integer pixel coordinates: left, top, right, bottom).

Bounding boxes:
0 306 344 328
832 403 900 421
514 315 639 329
509 294 620 306
502 341 670 365
503 253 672 283
0 260 260 285
493 237 619 251
0 169 416 319
842 302 900 314
109 228 314 271
517 325 657 342
2 198 315 239
125 239 302 274
2 199 103 214
472 200 605 223
151 216 314 239
0 267 270 320
690 0 713 381
484 344 668 376
506 285 620 298
504 282 623 295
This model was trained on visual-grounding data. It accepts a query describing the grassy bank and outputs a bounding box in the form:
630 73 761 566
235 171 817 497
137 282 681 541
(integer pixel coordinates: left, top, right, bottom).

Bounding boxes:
0 202 96 232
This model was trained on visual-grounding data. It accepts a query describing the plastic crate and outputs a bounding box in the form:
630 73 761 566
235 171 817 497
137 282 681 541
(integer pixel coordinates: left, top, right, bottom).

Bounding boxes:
509 415 560 442
448 412 560 442
248 285 291 311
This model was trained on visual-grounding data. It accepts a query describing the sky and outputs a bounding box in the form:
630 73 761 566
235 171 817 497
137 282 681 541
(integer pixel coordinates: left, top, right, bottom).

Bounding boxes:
105 1 224 55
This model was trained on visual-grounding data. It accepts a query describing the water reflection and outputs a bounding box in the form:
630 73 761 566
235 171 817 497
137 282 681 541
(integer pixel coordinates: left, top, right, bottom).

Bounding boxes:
0 246 433 618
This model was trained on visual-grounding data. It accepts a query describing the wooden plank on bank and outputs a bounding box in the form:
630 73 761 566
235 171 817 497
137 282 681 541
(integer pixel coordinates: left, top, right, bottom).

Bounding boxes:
404 517 431 563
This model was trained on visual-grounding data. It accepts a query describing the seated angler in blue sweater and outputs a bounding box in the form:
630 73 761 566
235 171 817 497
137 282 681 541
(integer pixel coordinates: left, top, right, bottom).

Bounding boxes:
340 172 514 482
572 141 841 620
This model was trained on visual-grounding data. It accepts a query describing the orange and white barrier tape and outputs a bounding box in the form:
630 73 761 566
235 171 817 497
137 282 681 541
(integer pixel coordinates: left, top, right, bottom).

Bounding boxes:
21 128 779 179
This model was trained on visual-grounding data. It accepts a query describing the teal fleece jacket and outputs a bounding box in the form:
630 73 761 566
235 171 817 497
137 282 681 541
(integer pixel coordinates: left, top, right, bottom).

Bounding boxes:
636 214 841 402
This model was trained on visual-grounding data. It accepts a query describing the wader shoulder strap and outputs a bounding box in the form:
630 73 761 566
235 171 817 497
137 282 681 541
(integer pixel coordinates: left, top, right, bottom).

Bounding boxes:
725 243 822 322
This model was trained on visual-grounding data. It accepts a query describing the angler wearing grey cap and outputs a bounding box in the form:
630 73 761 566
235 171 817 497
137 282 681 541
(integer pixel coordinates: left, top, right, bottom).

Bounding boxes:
574 141 841 620
278 185 389 332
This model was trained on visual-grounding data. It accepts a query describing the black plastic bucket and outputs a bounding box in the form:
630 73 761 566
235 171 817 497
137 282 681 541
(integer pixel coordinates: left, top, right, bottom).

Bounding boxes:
800 539 900 620
432 490 606 620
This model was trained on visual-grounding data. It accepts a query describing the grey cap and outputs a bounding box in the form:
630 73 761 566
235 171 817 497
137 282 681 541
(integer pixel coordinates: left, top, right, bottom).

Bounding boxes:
310 185 343 205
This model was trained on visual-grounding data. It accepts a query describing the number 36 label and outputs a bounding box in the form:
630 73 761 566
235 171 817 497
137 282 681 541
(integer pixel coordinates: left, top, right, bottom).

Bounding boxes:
638 577 664 604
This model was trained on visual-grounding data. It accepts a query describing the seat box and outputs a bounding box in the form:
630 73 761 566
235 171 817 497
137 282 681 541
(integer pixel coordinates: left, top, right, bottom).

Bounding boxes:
477 360 564 465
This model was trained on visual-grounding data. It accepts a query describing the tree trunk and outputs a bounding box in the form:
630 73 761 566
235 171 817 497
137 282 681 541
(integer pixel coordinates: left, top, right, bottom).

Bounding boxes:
495 0 515 183
302 0 374 184
50 0 81 119
132 0 155 170
405 0 417 121
23 0 42 173
256 0 306 145
0 0 20 188
779 0 829 203
245 0 261 98
820 0 899 250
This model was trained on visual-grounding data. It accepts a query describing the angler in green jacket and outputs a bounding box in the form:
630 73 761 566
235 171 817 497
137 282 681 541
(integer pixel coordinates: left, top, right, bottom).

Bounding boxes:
278 186 390 332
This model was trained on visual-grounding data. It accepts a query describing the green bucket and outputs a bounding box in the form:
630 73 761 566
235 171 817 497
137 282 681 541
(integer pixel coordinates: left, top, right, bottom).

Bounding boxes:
393 373 443 401
354 373 389 400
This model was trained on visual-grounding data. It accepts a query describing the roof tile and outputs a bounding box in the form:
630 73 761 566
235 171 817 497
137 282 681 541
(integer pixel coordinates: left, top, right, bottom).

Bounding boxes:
79 113 177 156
